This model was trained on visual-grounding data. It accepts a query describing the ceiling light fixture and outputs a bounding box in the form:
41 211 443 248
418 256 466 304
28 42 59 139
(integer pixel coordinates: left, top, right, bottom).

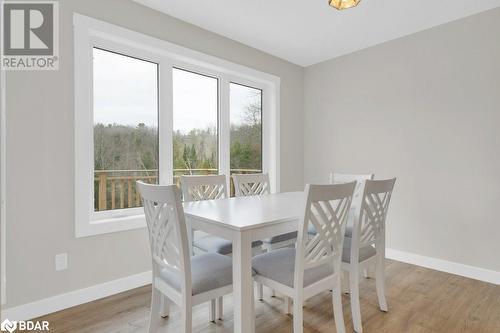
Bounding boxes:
329 0 361 10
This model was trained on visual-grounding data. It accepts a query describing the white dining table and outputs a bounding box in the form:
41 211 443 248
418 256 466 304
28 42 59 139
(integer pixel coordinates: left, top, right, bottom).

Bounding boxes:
183 191 304 333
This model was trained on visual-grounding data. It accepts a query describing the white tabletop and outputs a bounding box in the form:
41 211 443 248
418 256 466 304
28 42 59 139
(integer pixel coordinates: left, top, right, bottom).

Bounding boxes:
183 191 304 231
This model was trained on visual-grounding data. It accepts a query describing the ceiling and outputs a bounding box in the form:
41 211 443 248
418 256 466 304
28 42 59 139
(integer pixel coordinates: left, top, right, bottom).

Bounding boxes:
134 0 500 67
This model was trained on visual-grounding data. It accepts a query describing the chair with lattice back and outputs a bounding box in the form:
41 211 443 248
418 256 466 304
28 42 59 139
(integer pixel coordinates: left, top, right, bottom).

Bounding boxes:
180 174 262 319
252 182 356 333
342 178 396 333
233 173 270 197
137 182 233 333
181 174 228 202
308 173 374 238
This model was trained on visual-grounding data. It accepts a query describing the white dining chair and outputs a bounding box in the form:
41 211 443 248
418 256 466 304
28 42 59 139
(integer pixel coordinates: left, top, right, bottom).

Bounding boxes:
252 182 356 333
233 173 298 300
342 178 396 333
180 174 262 318
308 173 374 239
137 182 233 333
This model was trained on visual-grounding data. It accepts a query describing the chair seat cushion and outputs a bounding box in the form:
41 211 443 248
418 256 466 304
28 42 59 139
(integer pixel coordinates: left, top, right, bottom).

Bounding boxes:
342 237 377 263
262 231 298 244
159 253 233 295
194 235 263 255
252 248 334 288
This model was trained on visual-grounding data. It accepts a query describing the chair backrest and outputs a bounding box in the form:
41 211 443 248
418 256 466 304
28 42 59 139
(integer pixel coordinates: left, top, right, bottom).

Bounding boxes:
136 182 192 294
331 173 374 209
294 182 356 288
232 173 270 197
181 175 228 202
353 178 396 253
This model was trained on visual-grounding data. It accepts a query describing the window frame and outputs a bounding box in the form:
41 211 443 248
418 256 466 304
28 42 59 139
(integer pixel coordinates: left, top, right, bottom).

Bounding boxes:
74 14 280 238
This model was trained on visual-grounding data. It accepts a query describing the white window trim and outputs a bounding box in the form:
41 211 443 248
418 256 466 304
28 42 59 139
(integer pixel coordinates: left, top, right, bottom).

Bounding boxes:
73 14 280 238
1 30 7 306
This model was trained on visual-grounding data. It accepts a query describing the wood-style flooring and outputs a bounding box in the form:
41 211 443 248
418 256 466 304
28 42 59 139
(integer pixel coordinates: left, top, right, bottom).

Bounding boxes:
36 259 500 333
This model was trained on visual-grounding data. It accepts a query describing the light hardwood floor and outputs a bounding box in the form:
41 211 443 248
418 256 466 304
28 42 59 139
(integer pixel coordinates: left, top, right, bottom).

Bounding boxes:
36 259 500 333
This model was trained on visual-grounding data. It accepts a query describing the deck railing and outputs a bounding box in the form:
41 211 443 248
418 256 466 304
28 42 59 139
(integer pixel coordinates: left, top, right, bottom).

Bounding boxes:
94 168 261 211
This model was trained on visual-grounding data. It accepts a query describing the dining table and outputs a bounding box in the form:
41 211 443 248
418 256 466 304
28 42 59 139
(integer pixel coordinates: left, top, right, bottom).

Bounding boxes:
183 191 305 333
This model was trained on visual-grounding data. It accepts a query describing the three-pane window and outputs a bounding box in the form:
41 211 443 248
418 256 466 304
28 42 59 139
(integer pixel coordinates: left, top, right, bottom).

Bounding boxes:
92 49 264 211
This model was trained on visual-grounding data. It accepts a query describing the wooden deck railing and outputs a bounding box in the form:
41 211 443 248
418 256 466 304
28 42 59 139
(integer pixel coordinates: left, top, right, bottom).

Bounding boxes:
94 168 261 211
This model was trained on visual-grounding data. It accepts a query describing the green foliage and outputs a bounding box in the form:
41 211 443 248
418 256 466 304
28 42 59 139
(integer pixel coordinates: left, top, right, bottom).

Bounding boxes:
94 99 262 174
94 123 158 172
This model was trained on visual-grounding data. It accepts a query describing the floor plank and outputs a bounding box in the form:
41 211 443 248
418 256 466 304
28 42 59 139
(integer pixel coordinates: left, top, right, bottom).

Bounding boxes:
35 260 500 333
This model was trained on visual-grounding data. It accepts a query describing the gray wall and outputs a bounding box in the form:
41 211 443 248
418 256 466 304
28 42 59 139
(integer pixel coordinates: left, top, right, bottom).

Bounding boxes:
5 0 304 307
304 8 500 272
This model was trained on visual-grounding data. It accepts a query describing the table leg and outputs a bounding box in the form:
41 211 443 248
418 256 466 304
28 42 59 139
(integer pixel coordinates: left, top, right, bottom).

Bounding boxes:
233 230 255 333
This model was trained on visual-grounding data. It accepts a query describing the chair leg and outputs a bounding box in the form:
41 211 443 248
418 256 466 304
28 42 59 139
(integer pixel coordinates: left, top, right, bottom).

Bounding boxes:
363 266 375 279
341 270 350 294
332 276 346 333
160 295 170 318
349 268 363 333
257 283 264 301
209 299 216 322
265 246 277 297
216 296 223 319
149 287 161 333
292 296 304 333
375 258 388 312
181 299 192 333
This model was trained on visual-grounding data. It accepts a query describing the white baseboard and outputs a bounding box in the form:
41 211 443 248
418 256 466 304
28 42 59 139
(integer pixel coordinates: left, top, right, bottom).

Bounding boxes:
3 250 500 322
386 248 500 285
1 271 152 321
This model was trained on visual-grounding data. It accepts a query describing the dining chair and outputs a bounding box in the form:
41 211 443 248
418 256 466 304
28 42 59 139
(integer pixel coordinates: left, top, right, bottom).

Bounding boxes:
252 182 356 333
180 174 262 318
233 173 298 300
308 173 374 238
342 178 396 333
137 182 233 333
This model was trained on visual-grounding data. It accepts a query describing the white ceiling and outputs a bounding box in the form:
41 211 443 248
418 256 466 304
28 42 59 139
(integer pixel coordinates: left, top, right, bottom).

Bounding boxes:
134 0 500 67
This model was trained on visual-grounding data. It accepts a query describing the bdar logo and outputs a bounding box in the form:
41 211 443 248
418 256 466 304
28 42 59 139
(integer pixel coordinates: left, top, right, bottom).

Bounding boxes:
0 319 17 333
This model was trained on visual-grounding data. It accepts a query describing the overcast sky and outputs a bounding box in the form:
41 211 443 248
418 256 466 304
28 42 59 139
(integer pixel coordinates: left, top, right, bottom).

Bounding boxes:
93 48 260 133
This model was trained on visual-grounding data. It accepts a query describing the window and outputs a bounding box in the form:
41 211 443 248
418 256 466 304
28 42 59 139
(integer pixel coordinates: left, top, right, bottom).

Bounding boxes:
173 68 218 185
93 48 159 213
74 14 280 237
230 83 262 195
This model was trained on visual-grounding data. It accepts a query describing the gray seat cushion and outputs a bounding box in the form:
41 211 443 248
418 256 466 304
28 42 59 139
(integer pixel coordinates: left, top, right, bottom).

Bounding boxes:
194 235 263 255
262 231 298 244
252 248 334 288
342 237 377 263
159 253 233 295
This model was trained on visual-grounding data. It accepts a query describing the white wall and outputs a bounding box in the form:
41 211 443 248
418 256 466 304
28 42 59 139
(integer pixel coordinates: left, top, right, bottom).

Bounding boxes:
304 8 500 273
4 0 304 308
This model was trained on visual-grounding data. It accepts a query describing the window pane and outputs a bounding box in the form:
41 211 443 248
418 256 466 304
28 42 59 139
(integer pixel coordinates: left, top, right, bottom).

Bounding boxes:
172 68 218 186
230 83 263 195
93 48 158 212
